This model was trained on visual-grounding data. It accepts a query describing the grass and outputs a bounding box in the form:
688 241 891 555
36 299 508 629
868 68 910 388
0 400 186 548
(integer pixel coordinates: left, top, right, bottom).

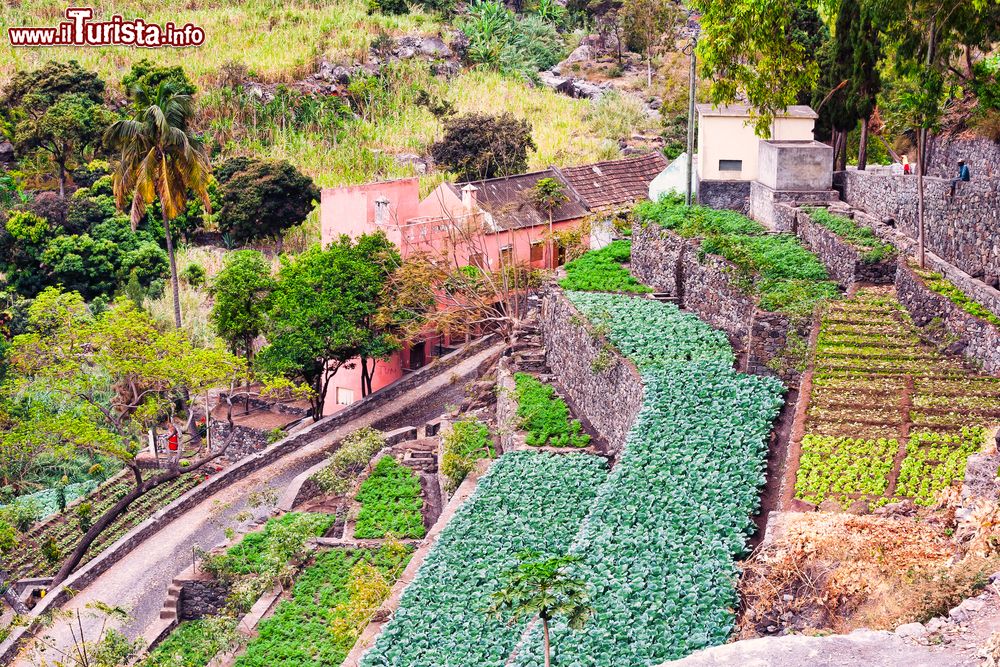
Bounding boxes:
913 265 1000 326
0 0 444 88
559 240 652 293
635 199 840 317
805 208 896 263
353 456 425 540
513 372 590 448
214 512 335 576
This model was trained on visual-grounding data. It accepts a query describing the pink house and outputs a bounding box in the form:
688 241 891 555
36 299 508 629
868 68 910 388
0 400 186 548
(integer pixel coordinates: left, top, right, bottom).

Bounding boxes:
318 152 669 414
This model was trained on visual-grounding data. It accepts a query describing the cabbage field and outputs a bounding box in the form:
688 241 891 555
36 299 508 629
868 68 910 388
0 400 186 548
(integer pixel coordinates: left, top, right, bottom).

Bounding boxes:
360 450 609 667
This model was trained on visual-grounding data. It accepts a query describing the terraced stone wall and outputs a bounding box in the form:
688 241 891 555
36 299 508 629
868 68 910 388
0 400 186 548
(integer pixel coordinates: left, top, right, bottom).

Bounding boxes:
795 211 897 289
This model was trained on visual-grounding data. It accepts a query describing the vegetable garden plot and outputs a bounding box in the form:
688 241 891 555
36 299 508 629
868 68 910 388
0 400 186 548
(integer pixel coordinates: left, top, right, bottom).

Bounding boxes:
236 545 412 667
360 451 608 667
559 240 652 294
6 474 201 579
513 292 783 666
513 373 590 447
354 456 426 539
797 288 1000 509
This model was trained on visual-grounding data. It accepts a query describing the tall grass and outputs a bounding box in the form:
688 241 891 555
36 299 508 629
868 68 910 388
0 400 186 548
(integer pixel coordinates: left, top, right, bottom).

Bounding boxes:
0 0 444 88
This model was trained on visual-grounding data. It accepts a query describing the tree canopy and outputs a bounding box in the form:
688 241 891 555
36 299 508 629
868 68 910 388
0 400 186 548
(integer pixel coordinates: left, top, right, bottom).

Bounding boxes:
431 112 536 181
216 158 319 246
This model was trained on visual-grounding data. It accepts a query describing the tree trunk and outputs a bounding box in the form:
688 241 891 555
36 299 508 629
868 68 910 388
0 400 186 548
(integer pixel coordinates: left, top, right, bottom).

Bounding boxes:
542 617 551 667
51 478 150 586
58 162 66 199
162 208 182 328
858 115 870 170
1 569 29 615
647 49 653 88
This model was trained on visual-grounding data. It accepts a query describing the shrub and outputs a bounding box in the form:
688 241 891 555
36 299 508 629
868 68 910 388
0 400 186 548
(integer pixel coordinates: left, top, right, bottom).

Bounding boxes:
513 373 590 447
141 617 238 667
805 208 896 263
460 1 564 80
441 419 494 492
431 112 535 181
559 240 652 293
354 457 426 539
180 262 207 288
207 512 335 579
312 427 386 495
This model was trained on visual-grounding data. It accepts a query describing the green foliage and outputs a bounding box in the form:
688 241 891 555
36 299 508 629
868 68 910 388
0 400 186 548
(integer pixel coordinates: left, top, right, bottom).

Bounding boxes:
236 545 412 667
689 0 820 136
0 60 104 110
209 512 335 579
180 263 207 288
914 267 1000 326
635 200 839 316
567 291 734 369
795 435 897 506
430 112 536 180
806 208 896 263
460 1 565 80
559 240 651 293
216 158 319 245
360 451 608 667
514 291 785 667
354 456 426 539
121 59 197 105
210 249 275 364
140 617 238 667
312 427 387 495
440 419 493 492
897 429 985 506
514 373 590 447
258 234 400 418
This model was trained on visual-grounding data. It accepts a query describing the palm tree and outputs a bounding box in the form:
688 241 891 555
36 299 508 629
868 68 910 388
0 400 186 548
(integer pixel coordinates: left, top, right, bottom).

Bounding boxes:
487 551 592 667
105 81 211 328
530 177 568 269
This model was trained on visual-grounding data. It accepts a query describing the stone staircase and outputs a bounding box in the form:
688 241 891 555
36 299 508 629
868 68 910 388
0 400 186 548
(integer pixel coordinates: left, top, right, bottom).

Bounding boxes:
158 582 181 621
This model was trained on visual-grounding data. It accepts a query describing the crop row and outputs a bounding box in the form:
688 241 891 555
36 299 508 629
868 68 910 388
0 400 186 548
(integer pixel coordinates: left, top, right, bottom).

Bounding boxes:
559 240 651 294
515 294 784 666
354 456 425 540
513 372 590 447
360 451 609 667
236 545 412 667
799 288 1000 507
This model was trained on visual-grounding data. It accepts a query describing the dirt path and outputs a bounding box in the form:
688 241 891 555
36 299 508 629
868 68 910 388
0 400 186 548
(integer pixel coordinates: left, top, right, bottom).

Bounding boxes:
14 345 500 667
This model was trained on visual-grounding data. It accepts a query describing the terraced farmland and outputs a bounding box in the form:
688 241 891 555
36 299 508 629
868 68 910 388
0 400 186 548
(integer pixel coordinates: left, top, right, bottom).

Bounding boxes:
795 287 1000 508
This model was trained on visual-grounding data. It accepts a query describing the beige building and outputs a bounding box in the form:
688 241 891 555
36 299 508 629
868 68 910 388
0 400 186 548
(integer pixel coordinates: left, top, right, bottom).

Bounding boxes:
696 104 818 182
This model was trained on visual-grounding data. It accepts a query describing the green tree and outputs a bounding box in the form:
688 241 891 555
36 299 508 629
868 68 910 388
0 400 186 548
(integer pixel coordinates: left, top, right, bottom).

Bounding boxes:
215 158 319 247
530 177 568 268
486 551 593 667
0 210 53 296
105 81 212 328
121 59 197 109
0 61 104 112
690 0 822 136
621 0 681 87
210 249 275 370
10 93 113 197
6 288 299 585
258 234 399 418
431 112 536 180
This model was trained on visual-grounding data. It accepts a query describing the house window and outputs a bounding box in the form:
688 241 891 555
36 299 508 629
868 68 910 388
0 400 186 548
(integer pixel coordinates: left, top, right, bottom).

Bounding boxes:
499 245 513 264
530 241 544 263
336 387 355 406
719 159 743 172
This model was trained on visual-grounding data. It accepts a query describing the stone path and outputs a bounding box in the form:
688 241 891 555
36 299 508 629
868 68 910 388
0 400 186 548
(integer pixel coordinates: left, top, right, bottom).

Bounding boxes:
14 345 500 667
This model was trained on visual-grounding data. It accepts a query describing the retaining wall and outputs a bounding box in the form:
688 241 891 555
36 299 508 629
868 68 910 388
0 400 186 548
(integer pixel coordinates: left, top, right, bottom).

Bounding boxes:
0 335 497 664
698 179 751 213
794 210 897 289
895 263 1000 374
539 290 644 456
630 222 807 381
835 169 1000 282
926 136 1000 179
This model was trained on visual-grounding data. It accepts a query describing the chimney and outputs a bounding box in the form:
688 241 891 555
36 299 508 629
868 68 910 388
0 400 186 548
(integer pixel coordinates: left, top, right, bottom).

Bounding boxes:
461 184 479 211
373 196 390 226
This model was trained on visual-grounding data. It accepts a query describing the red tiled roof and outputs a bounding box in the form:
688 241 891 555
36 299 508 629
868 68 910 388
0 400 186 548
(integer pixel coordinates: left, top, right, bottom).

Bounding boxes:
555 152 669 212
449 169 589 231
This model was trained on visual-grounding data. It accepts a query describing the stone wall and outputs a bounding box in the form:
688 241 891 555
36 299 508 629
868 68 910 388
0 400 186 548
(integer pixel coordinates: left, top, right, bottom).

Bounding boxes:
795 210 897 289
749 181 839 229
895 263 1000 374
539 290 645 455
0 335 499 665
179 575 230 620
697 179 751 213
836 169 1000 282
926 136 1000 179
631 222 806 381
210 421 271 460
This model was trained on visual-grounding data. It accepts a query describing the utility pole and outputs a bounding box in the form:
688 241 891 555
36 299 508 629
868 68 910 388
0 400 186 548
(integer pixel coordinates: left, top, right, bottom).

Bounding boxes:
684 14 699 206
